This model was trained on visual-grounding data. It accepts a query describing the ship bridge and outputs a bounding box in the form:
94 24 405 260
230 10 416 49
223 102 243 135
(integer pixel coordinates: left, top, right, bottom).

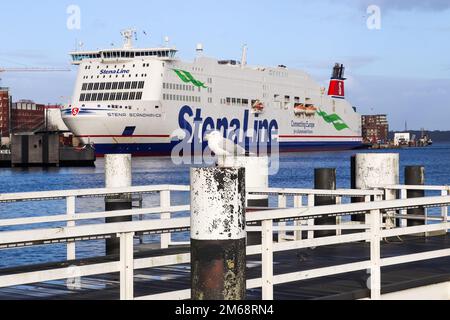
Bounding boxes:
71 28 178 65
70 48 178 65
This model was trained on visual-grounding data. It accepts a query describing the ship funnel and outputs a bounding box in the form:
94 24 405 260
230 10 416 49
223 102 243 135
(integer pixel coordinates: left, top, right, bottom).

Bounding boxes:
328 63 346 98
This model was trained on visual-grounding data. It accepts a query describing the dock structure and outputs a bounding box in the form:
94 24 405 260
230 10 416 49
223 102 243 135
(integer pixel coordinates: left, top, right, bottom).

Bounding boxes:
0 154 449 300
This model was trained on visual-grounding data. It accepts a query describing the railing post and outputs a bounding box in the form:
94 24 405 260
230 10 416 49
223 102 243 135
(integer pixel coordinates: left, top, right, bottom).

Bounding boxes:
119 232 135 300
364 195 371 234
191 167 246 300
261 219 274 300
336 196 342 236
442 189 448 232
400 188 408 228
278 194 287 242
160 190 171 249
294 195 303 241
307 194 315 240
369 209 381 300
66 196 76 260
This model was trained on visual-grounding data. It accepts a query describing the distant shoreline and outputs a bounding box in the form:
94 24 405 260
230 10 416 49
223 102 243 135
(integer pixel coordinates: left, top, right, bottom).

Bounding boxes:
389 130 450 143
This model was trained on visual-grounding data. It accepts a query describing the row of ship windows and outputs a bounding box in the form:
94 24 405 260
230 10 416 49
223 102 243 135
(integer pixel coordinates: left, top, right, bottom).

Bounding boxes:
82 74 148 80
84 63 150 70
162 94 201 103
79 92 143 102
163 83 197 92
220 97 250 107
81 81 145 91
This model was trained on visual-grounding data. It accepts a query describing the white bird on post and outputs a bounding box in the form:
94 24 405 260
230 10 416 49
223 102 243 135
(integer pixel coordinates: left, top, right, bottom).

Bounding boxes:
205 131 247 164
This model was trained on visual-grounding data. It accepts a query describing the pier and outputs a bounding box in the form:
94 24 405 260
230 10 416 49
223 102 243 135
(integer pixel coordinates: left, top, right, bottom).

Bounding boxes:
0 154 449 300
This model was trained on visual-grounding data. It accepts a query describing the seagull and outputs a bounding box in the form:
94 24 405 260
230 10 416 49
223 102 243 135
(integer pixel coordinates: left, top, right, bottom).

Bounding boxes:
170 129 187 141
205 131 247 157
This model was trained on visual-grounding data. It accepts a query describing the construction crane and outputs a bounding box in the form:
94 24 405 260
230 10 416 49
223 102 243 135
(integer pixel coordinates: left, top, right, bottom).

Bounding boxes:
0 67 71 85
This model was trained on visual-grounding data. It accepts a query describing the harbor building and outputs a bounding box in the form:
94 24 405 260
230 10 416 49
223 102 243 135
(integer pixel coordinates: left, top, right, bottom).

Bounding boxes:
10 100 45 134
361 114 389 144
0 88 11 143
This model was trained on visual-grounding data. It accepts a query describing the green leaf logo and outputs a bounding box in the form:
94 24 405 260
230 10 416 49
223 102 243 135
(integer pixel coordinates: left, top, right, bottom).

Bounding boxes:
173 69 207 88
317 109 350 131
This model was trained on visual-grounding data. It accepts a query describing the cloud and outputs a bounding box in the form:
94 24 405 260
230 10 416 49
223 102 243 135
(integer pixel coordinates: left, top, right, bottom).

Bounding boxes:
288 56 379 77
350 0 450 12
346 75 450 130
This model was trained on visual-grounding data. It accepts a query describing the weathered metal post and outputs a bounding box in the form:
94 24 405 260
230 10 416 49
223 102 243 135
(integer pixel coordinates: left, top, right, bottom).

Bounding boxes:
354 153 400 228
351 155 365 222
105 154 132 256
191 167 246 300
405 166 425 227
314 168 337 238
219 156 269 245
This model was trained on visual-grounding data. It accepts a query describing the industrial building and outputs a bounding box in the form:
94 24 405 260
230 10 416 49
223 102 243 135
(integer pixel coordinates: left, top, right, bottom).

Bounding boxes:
10 100 45 133
362 114 389 144
0 88 11 143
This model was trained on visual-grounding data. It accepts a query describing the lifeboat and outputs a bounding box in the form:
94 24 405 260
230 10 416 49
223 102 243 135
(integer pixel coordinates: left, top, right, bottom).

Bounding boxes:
252 100 265 113
294 103 307 116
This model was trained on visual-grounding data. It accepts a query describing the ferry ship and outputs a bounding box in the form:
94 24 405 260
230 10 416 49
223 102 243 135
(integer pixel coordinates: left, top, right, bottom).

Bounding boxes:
61 30 363 156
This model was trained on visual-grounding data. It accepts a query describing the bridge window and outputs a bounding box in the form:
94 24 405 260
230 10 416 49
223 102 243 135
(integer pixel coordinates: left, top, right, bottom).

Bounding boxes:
103 93 110 101
93 83 99 91
138 81 145 89
123 92 129 100
99 83 106 90
87 83 93 91
129 92 136 100
82 83 87 91
136 92 143 100
112 82 118 90
125 82 131 90
97 93 103 101
116 92 123 100
79 94 86 102
118 82 125 90
106 83 112 90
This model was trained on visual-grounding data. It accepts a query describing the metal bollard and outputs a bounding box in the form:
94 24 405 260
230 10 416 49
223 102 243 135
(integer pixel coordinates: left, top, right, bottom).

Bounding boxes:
219 156 269 245
314 168 337 238
105 154 132 256
190 167 246 300
405 166 425 227
351 155 365 222
354 153 400 228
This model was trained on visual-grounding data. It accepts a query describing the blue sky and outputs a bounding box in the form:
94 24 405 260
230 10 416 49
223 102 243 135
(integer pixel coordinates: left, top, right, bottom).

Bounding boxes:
0 0 449 130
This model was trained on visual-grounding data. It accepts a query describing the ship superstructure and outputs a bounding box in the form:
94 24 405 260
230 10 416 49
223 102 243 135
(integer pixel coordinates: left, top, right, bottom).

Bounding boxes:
62 30 363 156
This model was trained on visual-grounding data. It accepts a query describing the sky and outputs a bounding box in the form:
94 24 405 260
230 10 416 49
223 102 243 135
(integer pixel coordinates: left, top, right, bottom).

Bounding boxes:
0 0 449 130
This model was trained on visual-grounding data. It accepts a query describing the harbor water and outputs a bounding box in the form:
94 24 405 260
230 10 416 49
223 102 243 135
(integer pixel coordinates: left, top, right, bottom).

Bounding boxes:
1 143 449 269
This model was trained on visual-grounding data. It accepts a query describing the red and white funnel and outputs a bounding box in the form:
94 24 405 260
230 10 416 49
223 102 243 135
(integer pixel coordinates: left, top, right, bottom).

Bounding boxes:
328 63 346 98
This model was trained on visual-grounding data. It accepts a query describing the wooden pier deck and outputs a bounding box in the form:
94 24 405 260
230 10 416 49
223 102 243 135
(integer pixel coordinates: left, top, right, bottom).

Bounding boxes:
1 235 448 300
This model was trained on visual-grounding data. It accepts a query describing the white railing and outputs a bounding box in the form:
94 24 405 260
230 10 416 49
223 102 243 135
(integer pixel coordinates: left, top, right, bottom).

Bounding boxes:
377 185 450 228
0 185 190 256
0 185 449 300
